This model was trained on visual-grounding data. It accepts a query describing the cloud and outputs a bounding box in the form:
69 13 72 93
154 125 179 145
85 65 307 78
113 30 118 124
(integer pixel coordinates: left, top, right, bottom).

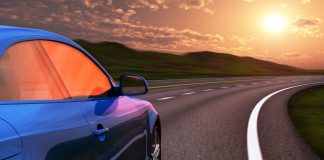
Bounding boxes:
301 0 311 4
122 9 136 21
291 16 323 38
82 0 98 8
179 0 214 14
0 0 266 56
128 0 168 11
126 0 214 14
0 3 8 8
273 51 324 69
115 8 124 14
228 36 258 46
0 0 228 53
9 15 18 20
281 52 303 58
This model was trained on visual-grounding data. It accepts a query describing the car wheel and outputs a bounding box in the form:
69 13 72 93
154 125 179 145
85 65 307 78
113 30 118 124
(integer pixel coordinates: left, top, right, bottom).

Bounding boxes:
150 124 161 160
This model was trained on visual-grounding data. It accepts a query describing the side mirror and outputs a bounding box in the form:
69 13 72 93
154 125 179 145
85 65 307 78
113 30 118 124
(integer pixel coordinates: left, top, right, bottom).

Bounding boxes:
119 74 148 96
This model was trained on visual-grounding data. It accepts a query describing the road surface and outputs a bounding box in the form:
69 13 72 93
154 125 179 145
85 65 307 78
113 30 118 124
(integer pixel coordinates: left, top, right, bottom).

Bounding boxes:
137 76 324 160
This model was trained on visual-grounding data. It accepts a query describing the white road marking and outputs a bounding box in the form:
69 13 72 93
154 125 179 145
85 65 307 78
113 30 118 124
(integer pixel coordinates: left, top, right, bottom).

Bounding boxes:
181 92 196 95
247 82 324 160
202 89 214 92
156 96 174 101
220 86 229 89
236 84 245 87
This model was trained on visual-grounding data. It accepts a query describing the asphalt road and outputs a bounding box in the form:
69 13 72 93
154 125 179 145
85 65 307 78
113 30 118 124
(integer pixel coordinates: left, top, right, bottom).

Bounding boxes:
137 76 324 160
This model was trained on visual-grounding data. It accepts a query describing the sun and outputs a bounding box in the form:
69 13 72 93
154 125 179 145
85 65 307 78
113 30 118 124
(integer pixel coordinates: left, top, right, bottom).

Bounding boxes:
263 14 287 33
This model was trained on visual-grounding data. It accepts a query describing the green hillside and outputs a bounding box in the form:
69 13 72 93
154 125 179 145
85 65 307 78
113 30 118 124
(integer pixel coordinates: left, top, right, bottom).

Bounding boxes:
75 40 316 80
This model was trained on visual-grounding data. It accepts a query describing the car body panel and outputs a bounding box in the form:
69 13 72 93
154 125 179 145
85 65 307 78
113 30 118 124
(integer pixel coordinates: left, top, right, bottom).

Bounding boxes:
74 96 149 159
129 97 159 133
45 107 148 160
0 119 22 159
0 101 90 160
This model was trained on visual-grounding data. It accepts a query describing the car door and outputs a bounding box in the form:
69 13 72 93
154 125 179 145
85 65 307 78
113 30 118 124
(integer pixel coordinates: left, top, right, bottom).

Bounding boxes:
0 41 91 160
40 40 149 160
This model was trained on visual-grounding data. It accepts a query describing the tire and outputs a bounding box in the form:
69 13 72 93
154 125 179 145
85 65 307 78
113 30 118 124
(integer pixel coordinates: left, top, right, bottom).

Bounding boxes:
150 124 161 160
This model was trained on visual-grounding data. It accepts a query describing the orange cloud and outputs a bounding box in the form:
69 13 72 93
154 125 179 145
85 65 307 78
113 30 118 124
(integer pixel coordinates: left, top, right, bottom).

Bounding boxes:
301 0 311 4
291 15 323 38
179 0 214 14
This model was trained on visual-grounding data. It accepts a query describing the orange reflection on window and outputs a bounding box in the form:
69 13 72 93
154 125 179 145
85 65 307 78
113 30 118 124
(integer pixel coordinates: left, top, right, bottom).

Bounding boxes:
40 41 111 98
0 41 64 100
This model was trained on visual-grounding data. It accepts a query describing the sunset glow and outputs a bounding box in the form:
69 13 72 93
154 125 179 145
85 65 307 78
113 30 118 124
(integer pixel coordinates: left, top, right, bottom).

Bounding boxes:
0 1 324 69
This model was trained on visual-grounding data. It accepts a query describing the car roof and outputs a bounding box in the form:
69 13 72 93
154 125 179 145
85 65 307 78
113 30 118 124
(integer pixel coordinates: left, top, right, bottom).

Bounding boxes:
0 25 85 58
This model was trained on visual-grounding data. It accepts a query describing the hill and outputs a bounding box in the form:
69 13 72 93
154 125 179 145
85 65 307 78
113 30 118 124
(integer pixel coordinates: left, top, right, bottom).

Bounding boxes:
74 40 316 80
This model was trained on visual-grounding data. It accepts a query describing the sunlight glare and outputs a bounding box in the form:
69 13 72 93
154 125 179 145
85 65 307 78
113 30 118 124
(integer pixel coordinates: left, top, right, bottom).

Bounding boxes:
263 14 286 33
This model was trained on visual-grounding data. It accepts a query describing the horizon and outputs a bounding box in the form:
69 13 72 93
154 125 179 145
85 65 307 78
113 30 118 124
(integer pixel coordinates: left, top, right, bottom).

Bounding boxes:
1 0 324 69
75 39 312 70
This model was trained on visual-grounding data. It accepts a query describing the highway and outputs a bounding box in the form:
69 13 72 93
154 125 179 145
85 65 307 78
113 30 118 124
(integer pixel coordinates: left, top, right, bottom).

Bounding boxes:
138 76 324 160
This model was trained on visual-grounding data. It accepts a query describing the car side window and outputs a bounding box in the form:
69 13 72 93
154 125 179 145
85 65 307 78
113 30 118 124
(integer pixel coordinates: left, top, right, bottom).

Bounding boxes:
0 41 65 100
40 40 112 98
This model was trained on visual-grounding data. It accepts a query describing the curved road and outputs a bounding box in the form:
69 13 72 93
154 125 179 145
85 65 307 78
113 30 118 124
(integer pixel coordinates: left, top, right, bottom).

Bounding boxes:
138 76 324 160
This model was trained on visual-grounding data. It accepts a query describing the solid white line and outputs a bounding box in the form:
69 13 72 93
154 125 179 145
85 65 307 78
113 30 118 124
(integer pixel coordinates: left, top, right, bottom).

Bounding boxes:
156 96 174 101
181 92 196 95
202 89 214 92
247 82 324 160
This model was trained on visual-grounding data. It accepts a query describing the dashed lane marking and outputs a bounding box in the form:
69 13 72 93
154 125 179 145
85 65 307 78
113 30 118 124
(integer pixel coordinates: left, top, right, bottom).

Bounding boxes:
181 92 196 95
156 97 174 101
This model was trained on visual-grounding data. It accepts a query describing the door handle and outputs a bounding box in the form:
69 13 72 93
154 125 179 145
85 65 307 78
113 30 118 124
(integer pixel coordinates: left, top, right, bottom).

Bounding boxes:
93 128 109 136
93 128 109 142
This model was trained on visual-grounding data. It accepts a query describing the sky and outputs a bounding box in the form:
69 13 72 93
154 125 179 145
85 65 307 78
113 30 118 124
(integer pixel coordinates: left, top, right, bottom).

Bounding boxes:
1 0 324 69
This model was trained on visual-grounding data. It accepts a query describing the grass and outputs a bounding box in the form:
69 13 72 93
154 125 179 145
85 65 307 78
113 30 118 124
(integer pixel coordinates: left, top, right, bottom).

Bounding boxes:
73 40 323 80
288 86 324 158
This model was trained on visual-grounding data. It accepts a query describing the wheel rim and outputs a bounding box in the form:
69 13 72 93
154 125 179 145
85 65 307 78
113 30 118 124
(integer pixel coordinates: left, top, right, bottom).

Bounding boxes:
151 126 161 160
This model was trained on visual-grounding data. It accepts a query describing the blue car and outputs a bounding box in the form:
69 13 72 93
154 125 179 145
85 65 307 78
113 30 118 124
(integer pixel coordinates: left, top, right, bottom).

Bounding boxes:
0 26 161 160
